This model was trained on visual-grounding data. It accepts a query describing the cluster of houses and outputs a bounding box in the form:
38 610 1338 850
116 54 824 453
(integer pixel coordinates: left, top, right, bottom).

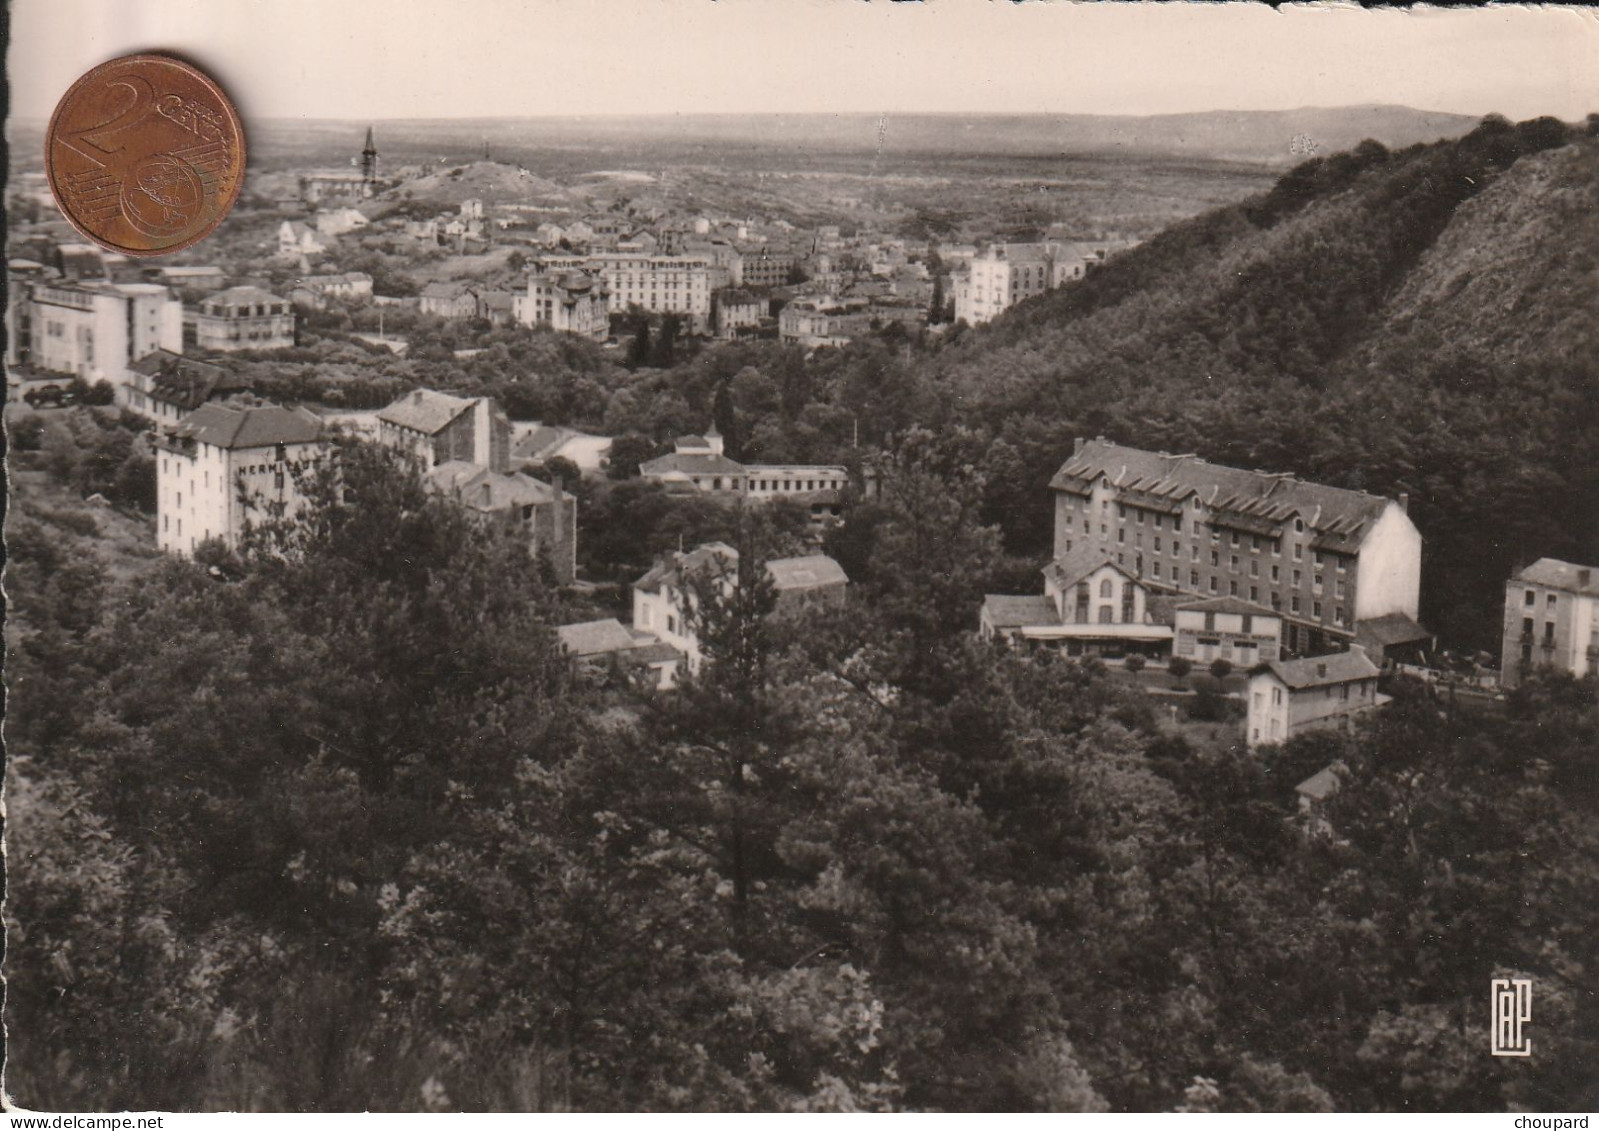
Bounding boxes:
637 429 851 528
154 384 578 584
558 540 849 691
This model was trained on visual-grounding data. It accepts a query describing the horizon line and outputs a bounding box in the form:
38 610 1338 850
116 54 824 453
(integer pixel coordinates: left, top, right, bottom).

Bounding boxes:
8 102 1528 129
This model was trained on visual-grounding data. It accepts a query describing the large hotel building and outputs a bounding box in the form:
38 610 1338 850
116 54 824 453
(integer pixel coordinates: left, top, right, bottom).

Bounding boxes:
1048 438 1422 657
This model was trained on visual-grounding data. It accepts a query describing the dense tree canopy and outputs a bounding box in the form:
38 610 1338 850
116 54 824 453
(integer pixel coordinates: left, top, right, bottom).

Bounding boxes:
7 118 1599 1112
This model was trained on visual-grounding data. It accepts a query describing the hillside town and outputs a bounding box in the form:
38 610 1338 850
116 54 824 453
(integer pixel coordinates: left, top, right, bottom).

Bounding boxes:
8 121 1596 815
6 74 1598 1117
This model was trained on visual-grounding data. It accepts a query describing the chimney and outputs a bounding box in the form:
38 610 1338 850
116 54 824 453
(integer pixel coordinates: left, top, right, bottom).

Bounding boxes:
413 389 424 405
1579 568 1591 588
551 475 566 558
1073 437 1084 457
706 426 724 456
1317 662 1328 679
1398 492 1410 513
472 397 493 468
481 480 493 507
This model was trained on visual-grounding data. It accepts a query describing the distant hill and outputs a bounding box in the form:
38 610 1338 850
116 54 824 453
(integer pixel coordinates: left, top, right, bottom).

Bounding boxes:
184 105 1482 175
926 116 1599 648
389 160 571 208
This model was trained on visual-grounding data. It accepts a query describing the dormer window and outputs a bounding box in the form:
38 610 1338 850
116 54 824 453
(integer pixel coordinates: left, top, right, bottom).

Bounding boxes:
1294 518 1305 533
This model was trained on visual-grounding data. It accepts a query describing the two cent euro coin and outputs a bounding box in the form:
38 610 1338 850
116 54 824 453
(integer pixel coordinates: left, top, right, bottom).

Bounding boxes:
45 53 245 257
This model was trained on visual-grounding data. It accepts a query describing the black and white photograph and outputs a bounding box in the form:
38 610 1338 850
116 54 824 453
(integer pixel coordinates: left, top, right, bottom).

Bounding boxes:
4 0 1598 1116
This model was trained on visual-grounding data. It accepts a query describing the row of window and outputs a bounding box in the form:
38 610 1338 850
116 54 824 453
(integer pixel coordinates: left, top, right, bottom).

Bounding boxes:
204 303 288 317
1061 540 1351 627
1081 502 1348 568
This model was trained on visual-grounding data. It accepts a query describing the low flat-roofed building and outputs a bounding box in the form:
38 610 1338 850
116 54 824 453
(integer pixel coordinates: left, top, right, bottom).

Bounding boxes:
1173 596 1282 667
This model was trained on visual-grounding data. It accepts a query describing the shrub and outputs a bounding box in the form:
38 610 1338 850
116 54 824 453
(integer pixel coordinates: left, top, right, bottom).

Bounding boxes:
1209 658 1234 680
1124 654 1147 673
1186 684 1236 722
11 415 46 452
1168 657 1193 682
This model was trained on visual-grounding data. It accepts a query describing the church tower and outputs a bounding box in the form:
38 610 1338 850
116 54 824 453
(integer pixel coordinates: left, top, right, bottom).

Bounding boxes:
361 126 379 185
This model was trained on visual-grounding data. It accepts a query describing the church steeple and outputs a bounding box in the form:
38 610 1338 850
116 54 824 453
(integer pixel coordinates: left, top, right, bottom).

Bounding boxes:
361 126 379 184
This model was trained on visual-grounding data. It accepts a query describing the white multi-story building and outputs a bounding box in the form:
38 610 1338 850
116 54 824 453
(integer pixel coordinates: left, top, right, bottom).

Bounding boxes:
515 270 610 340
193 286 295 352
12 280 182 399
156 401 327 558
1500 559 1599 689
536 252 712 333
952 241 1089 326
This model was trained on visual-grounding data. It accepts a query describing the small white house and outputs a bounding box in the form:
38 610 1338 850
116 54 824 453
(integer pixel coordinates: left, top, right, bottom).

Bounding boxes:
1246 646 1385 749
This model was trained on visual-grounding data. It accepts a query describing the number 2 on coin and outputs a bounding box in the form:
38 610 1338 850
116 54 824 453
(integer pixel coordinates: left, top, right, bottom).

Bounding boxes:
62 75 156 162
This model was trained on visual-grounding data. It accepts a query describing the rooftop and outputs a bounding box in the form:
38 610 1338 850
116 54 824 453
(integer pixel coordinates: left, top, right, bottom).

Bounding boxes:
1175 595 1280 618
204 285 286 307
377 388 478 434
1258 646 1379 690
1052 439 1394 550
557 618 641 658
1042 542 1141 592
981 594 1060 631
129 349 248 410
1296 765 1341 801
170 401 324 451
1354 612 1432 648
634 541 738 594
1512 558 1599 596
639 451 746 478
429 462 570 510
766 554 849 592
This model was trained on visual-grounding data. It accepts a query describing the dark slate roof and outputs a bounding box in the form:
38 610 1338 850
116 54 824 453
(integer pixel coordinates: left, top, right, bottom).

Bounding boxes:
1513 558 1599 596
1354 612 1432 648
128 350 247 410
1145 594 1181 627
172 402 324 450
1051 439 1392 549
633 542 738 594
428 461 571 511
512 425 567 460
982 594 1060 630
1259 647 1379 690
377 388 477 434
766 554 848 592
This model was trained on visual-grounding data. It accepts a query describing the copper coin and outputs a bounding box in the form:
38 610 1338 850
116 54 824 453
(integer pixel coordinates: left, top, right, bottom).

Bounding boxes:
45 53 245 257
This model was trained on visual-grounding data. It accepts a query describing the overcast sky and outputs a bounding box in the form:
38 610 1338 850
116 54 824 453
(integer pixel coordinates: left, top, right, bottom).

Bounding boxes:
8 0 1598 123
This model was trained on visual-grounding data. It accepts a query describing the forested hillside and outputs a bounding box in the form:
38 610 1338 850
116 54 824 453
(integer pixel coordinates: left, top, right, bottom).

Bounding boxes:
925 115 1599 648
7 434 1597 1113
6 115 1599 1114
